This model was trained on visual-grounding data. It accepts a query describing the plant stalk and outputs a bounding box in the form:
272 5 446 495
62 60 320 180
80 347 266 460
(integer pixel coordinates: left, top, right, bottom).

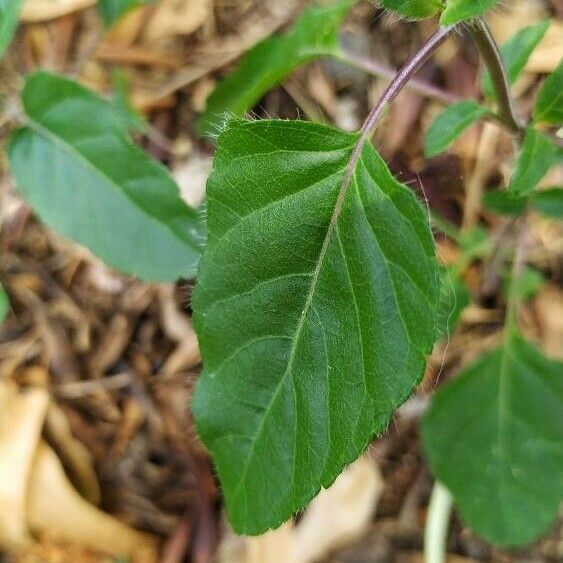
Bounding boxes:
468 19 524 137
424 482 454 563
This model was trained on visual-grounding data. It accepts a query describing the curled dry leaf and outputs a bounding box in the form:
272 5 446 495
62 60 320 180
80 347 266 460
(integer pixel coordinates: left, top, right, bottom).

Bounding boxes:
145 0 211 42
21 0 96 22
0 381 49 550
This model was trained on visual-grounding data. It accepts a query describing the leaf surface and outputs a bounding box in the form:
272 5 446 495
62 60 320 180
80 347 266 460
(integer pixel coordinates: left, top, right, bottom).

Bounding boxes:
508 128 555 196
440 0 496 25
198 0 354 136
482 21 550 98
0 0 23 57
9 72 203 281
380 0 442 19
193 119 439 534
534 60 563 125
0 285 8 323
423 333 563 545
436 267 470 340
532 187 563 218
424 101 490 157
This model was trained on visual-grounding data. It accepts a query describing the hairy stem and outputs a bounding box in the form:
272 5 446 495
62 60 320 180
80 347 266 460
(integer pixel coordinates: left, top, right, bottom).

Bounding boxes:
360 25 456 140
335 50 460 105
468 19 524 137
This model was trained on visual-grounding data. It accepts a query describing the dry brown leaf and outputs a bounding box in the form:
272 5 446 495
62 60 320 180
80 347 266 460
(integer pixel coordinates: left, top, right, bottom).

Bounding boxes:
21 0 96 22
145 0 211 42
27 442 158 561
0 380 49 550
534 284 563 360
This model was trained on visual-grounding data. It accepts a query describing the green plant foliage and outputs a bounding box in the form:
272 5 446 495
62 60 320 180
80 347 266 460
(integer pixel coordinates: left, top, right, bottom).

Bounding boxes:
436 267 470 340
424 101 490 157
534 60 563 125
482 190 526 216
0 285 8 323
509 128 556 196
9 72 203 282
97 0 151 27
423 333 563 546
459 227 490 261
440 0 497 25
198 0 354 136
192 118 440 535
380 0 443 20
0 0 24 57
111 69 147 133
482 21 550 98
505 266 544 302
532 187 563 218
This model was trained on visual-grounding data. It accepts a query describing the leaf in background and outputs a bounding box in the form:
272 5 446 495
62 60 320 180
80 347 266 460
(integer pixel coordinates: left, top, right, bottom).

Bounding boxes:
0 285 8 322
532 187 563 219
193 119 439 534
482 21 550 99
459 226 490 261
9 72 203 282
508 128 556 196
534 60 563 125
482 190 527 216
440 0 497 25
380 0 442 20
504 266 544 302
0 0 24 57
97 0 151 27
424 101 490 157
435 267 470 340
198 0 354 136
423 333 563 546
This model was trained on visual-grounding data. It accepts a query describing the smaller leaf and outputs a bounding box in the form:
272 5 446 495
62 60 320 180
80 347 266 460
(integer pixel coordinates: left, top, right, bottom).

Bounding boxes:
423 333 563 546
532 187 563 219
436 267 470 340
459 226 490 261
424 101 490 157
380 0 442 20
534 60 563 125
504 266 544 302
482 21 550 99
198 0 354 136
0 0 24 57
97 0 151 27
508 128 556 196
482 190 527 216
440 0 497 25
0 285 8 322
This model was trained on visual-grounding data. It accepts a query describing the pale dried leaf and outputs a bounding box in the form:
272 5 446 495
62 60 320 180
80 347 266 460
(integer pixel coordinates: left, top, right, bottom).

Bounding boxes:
22 0 96 22
145 0 210 41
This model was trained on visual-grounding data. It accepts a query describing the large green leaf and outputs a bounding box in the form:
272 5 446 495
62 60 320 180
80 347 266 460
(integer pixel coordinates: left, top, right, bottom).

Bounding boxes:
380 0 442 19
0 285 8 323
482 21 550 99
440 0 497 25
508 128 556 196
193 119 440 534
423 333 563 545
424 101 490 157
9 72 203 282
198 0 354 136
0 0 23 57
532 187 563 219
97 0 152 27
534 60 563 125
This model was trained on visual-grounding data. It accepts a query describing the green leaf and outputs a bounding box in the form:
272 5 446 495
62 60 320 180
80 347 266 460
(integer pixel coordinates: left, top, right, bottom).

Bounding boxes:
436 267 470 340
193 119 440 534
534 60 563 125
111 69 147 133
459 226 490 261
380 0 443 20
0 285 8 323
0 0 24 57
482 189 527 216
440 0 497 25
482 21 550 99
424 101 490 157
508 128 556 196
504 266 544 302
532 187 563 218
9 72 203 282
97 0 151 27
198 0 354 136
423 333 563 546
